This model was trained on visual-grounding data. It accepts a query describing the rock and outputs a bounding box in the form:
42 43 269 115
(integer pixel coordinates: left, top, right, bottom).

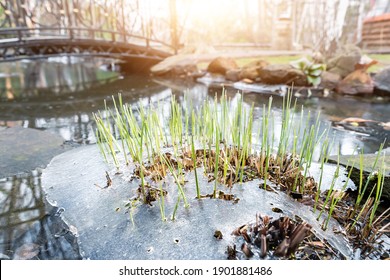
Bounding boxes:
327 45 362 78
239 67 260 81
242 60 269 69
328 44 362 64
320 71 341 90
225 60 269 82
257 64 307 86
336 73 374 95
150 55 198 77
225 69 241 82
152 62 199 78
374 66 390 95
336 61 377 95
207 57 238 75
169 64 199 77
239 59 269 81
328 56 361 78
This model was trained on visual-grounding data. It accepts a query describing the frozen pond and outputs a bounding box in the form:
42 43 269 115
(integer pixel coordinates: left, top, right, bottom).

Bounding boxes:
1 57 389 259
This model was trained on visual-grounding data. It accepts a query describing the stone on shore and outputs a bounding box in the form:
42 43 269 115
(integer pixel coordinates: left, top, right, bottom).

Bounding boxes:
336 63 376 95
150 54 199 77
257 64 307 86
207 57 238 75
374 66 390 95
225 69 241 82
327 44 362 78
320 71 341 90
239 59 269 81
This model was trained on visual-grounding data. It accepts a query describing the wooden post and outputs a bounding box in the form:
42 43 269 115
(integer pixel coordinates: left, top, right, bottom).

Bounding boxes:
64 0 74 39
89 0 95 40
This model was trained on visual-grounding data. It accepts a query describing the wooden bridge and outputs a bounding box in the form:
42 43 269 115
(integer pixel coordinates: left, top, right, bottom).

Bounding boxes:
0 0 178 64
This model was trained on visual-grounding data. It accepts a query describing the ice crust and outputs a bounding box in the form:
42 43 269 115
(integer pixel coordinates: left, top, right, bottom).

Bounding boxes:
42 145 353 259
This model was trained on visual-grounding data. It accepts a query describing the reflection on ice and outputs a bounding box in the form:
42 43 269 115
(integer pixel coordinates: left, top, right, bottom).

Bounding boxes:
0 170 81 260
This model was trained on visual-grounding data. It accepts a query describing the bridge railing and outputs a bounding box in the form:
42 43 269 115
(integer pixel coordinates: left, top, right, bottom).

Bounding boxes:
0 27 175 52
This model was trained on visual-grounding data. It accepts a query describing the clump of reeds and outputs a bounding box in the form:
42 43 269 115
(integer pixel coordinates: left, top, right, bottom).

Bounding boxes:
91 90 320 201
228 213 338 260
310 140 389 257
343 144 389 247
94 89 387 249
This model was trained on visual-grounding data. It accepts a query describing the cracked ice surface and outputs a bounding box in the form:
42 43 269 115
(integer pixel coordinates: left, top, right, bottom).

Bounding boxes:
42 145 353 259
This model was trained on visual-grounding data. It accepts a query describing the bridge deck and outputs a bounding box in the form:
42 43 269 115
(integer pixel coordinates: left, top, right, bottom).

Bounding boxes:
0 27 173 63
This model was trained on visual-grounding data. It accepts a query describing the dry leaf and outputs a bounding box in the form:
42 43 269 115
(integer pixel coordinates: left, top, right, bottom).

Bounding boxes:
379 122 390 131
339 117 376 124
242 78 254 84
241 243 254 258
